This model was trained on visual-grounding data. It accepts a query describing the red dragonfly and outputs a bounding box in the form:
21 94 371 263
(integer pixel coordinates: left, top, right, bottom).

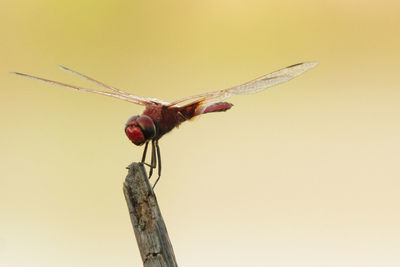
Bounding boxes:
13 62 317 188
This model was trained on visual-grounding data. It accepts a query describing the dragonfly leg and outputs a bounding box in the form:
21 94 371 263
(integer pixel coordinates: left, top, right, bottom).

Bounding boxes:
148 140 157 179
152 140 162 189
141 141 149 163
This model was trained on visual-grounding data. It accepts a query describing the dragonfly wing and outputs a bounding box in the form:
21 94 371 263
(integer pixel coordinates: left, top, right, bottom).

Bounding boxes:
58 65 129 95
58 66 170 105
169 61 318 107
13 68 170 106
223 61 318 97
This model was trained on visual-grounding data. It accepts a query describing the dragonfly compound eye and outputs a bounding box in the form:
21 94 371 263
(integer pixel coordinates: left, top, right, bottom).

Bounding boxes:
125 125 146 146
124 115 156 146
125 115 147 146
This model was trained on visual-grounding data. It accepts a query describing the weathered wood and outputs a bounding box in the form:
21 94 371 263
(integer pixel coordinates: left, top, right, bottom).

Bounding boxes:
123 162 178 267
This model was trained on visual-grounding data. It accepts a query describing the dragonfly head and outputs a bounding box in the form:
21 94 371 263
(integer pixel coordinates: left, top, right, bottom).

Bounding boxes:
125 115 156 146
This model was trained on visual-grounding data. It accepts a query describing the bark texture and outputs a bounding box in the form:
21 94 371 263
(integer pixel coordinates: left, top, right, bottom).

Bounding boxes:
123 162 178 267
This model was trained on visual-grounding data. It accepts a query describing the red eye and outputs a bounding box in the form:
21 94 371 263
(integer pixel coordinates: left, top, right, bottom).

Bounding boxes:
125 125 146 146
124 115 155 146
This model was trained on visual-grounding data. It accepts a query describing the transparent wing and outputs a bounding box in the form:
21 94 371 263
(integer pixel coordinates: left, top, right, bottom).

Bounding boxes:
12 67 170 106
169 61 318 107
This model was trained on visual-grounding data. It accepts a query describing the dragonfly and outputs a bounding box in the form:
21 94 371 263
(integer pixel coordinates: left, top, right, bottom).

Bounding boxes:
13 61 318 188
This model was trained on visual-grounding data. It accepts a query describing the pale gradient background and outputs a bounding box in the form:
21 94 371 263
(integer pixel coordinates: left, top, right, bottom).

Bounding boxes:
1 1 400 266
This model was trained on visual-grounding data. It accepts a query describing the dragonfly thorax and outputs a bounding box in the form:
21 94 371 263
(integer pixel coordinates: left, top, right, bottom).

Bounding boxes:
125 115 156 146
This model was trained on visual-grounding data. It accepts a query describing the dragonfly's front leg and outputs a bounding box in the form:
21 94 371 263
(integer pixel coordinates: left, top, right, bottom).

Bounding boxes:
152 140 162 189
141 140 157 178
141 141 149 163
148 140 157 179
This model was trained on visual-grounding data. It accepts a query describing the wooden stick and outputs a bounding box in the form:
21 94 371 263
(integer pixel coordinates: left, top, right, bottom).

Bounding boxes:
123 162 178 267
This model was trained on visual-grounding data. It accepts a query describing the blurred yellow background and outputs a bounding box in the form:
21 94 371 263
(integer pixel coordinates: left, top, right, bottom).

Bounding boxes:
1 1 400 266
